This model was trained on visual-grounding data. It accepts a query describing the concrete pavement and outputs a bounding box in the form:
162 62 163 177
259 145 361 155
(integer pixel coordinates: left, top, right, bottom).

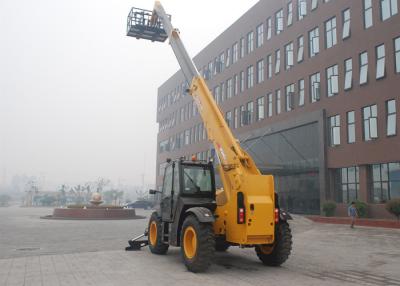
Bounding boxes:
1 206 400 285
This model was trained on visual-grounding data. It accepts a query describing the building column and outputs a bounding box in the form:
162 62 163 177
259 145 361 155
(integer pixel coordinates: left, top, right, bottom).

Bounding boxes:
358 165 369 202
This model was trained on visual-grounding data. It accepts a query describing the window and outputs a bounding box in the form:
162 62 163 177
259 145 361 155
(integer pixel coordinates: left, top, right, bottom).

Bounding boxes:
275 9 284 35
247 31 254 54
267 54 272 78
240 37 245 58
221 83 226 101
298 79 305 106
225 111 232 127
256 24 264 48
286 84 295 111
347 111 356 143
363 104 378 141
297 35 304 63
310 72 321 102
226 78 233 99
276 90 281 114
232 42 238 63
380 0 398 21
363 0 373 29
213 57 219 75
256 97 265 121
266 17 272 40
162 165 173 197
247 101 254 125
219 82 224 101
371 162 400 203
218 52 225 73
342 9 351 39
257 59 264 84
240 71 245 93
234 108 238 129
214 86 221 105
359 51 369 85
240 105 245 127
387 99 397 136
309 27 320 57
275 49 281 74
267 93 273 117
376 44 386 79
395 37 400 73
184 129 191 145
336 167 359 203
226 48 231 68
326 64 339 97
233 74 238 96
285 42 294 70
311 0 318 10
344 58 353 90
207 61 213 80
325 17 337 49
247 65 254 89
329 115 341 146
287 2 293 26
298 0 307 20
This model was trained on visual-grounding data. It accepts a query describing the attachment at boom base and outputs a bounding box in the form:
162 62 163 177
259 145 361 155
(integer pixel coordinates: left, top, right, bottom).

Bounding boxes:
126 7 170 42
125 230 149 251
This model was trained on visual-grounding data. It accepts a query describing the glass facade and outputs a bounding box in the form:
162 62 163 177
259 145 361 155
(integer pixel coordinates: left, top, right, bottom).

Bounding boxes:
334 167 359 203
371 162 400 203
241 123 320 214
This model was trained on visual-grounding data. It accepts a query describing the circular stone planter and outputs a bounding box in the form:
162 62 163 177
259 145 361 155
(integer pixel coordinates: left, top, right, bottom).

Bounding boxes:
42 207 144 220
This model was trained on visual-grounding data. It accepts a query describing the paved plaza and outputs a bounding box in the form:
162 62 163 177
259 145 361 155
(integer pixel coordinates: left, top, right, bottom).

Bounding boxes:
0 206 400 286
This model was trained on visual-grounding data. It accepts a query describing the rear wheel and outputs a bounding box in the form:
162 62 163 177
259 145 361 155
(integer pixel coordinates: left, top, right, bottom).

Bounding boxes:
148 212 169 255
255 222 292 266
180 215 215 272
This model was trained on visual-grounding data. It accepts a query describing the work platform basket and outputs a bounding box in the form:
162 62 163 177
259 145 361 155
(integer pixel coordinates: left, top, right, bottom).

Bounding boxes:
126 7 170 42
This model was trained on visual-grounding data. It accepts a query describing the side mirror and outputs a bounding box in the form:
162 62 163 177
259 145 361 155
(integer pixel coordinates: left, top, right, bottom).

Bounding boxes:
149 189 160 195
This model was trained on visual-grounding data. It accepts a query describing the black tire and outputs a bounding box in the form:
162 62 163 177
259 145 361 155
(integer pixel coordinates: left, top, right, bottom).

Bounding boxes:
215 240 230 252
255 222 292 266
180 215 215 272
148 212 169 255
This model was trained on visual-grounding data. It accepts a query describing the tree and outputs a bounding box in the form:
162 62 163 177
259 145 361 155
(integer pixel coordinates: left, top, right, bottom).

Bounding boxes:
40 195 56 206
69 185 85 204
96 178 110 193
0 194 11 207
58 184 68 206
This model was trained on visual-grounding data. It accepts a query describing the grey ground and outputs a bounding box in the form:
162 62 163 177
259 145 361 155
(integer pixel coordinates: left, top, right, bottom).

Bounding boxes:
0 206 400 286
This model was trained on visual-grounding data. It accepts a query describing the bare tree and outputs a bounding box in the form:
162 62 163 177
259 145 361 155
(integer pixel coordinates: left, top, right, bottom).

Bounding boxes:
96 178 110 193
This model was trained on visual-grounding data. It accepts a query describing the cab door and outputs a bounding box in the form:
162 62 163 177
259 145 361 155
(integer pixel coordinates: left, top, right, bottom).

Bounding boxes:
161 164 174 222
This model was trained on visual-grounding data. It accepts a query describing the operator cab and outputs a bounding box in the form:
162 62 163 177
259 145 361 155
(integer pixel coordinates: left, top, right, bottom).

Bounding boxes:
150 157 216 224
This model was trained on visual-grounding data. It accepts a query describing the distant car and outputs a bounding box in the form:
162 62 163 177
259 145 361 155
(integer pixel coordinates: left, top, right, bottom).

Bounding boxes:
125 200 153 210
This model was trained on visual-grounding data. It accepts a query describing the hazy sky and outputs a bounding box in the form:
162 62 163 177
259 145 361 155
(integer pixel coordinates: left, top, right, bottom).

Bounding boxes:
0 0 258 189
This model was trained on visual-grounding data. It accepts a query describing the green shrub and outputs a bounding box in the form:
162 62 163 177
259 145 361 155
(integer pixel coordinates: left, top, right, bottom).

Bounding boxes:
322 201 336 217
354 201 368 218
386 199 400 221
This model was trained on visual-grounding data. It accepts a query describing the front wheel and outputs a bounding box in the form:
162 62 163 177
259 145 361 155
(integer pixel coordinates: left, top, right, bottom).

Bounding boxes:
180 215 215 272
148 212 169 255
255 222 292 266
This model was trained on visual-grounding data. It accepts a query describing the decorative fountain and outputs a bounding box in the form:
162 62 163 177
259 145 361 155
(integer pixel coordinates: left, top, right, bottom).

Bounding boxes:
42 193 143 220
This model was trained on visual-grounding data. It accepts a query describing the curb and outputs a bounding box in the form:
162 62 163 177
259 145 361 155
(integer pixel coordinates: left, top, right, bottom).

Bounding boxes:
306 216 400 229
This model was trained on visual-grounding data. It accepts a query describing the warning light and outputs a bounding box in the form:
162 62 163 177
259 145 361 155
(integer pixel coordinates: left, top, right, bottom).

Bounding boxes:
191 155 197 161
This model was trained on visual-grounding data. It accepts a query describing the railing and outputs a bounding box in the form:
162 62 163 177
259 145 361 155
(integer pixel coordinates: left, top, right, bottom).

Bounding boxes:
126 7 171 42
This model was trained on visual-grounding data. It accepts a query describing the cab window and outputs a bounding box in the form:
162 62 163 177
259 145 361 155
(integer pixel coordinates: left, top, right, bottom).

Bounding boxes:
162 165 173 197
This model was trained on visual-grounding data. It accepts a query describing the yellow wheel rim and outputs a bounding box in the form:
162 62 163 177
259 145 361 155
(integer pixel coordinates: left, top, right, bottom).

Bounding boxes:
183 226 197 259
149 221 157 246
259 245 273 254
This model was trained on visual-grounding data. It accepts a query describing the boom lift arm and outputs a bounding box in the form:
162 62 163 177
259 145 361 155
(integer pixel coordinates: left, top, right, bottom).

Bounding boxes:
128 2 277 245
